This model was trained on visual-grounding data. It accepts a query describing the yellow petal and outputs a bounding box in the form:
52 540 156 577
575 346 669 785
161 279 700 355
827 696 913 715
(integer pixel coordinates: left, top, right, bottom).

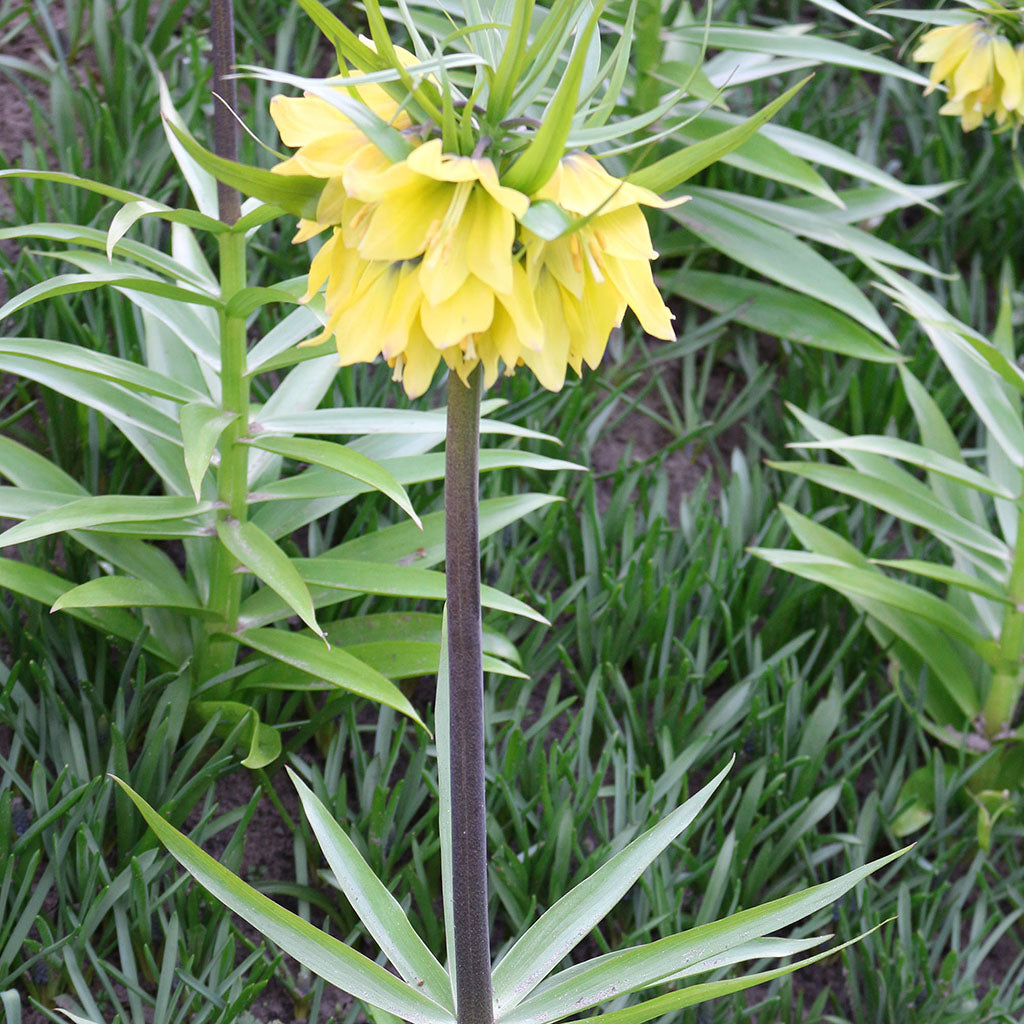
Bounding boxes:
275 132 369 178
379 263 424 359
588 205 657 260
518 272 569 392
602 255 675 340
913 24 968 64
952 36 993 101
315 178 348 225
408 139 529 217
472 333 503 389
358 180 454 261
270 94 353 147
420 275 496 349
303 230 339 301
398 320 443 398
534 234 584 297
442 345 481 388
406 138 483 182
462 189 515 295
488 303 526 370
576 275 625 368
325 253 384 316
495 262 545 352
931 23 983 82
342 144 419 201
994 36 1023 112
293 218 328 244
418 183 474 305
539 152 684 216
332 265 401 365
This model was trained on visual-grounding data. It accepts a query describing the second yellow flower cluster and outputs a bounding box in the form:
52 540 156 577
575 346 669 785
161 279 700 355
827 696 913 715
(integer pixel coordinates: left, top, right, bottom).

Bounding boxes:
915 19 1024 131
271 77 681 397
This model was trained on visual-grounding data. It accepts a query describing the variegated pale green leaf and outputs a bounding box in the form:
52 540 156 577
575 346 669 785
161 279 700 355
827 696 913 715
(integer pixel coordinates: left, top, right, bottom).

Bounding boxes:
499 852 905 1024
288 770 454 1010
112 779 455 1024
492 760 734 1016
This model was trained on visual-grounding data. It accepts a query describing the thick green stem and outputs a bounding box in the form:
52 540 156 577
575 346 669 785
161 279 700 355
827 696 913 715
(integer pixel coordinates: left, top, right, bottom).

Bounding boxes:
444 368 493 1024
207 228 249 635
982 496 1024 736
204 0 248 682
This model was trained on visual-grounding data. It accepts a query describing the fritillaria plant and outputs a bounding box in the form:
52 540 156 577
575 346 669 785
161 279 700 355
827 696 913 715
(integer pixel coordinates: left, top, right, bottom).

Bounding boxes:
113 2 908 1023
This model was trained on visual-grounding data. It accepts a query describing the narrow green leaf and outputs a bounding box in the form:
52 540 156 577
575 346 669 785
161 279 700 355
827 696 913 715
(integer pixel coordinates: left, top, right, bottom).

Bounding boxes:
324 494 559 566
192 701 281 769
106 199 226 257
223 286 301 319
0 558 172 662
792 436 1017 499
489 0 535 121
671 116 840 204
564 928 884 1024
669 25 928 84
771 506 982 720
669 273 899 362
805 0 892 38
245 436 421 527
871 559 1011 606
0 495 214 548
288 770 454 1010
697 187 947 278
237 557 546 629
181 404 238 501
256 408 558 443
668 196 894 343
331 640 526 680
164 119 322 219
246 303 324 373
0 168 146 205
0 222 218 288
293 0 396 73
760 124 943 213
216 519 323 639
747 551 996 661
518 200 573 241
872 265 1024 467
767 462 1009 565
239 627 426 728
0 337 208 403
629 77 809 193
56 1010 105 1024
301 559 546 623
51 575 203 615
111 779 455 1023
502 4 602 194
157 73 220 218
500 850 907 1024
0 271 220 325
492 760 734 1015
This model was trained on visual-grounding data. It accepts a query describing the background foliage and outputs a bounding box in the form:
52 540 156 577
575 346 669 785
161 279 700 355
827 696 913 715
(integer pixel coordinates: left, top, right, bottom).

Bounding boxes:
1 1 1023 1023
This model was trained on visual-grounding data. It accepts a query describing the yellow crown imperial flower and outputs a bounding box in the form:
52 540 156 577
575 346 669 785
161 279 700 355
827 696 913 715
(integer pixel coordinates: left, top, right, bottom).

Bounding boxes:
270 104 685 397
913 11 1024 131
